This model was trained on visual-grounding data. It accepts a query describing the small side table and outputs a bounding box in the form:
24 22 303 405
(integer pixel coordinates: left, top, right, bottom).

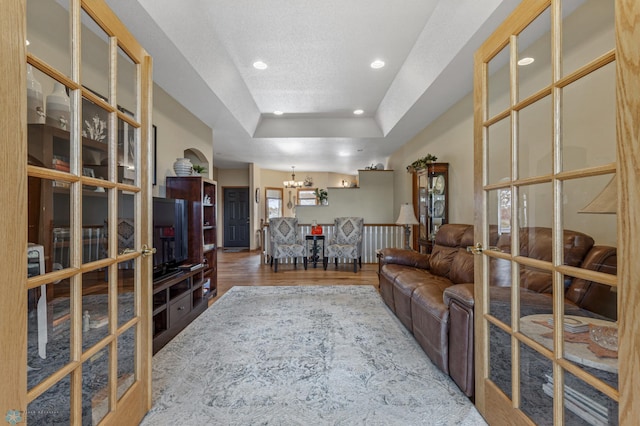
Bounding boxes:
305 235 325 268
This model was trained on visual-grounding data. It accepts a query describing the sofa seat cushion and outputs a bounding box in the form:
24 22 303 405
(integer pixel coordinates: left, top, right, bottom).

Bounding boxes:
411 283 452 374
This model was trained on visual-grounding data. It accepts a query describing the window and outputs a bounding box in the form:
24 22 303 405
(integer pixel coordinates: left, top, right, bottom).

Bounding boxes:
297 189 318 206
265 187 283 220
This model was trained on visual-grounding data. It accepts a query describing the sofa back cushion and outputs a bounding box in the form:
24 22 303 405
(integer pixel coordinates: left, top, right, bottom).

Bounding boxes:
488 227 595 293
566 246 617 319
430 224 473 279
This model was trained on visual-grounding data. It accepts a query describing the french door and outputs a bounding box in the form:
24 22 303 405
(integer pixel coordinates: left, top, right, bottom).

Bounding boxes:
473 0 639 424
1 1 153 424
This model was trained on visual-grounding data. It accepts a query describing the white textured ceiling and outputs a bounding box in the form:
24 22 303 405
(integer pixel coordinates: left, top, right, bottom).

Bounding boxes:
105 0 521 173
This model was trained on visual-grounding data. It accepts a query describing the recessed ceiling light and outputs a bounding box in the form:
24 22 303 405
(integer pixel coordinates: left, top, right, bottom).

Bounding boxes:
370 60 385 69
26 39 30 46
253 61 268 70
353 109 364 115
518 57 535 66
274 110 283 115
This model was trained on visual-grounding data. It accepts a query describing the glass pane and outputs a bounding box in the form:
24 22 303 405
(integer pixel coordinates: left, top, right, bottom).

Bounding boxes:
118 268 135 327
117 47 137 120
561 62 616 172
489 322 512 399
488 44 511 119
564 175 617 247
418 174 428 241
81 9 110 101
117 117 138 185
27 282 71 391
83 345 110 425
564 369 618 425
518 183 552 229
27 374 71 424
118 325 137 400
518 96 552 179
28 178 72 273
82 270 109 352
520 343 553 424
560 302 618 389
28 68 73 170
27 0 71 77
82 97 110 178
118 190 136 254
517 8 551 101
487 117 511 185
562 0 615 77
82 185 108 264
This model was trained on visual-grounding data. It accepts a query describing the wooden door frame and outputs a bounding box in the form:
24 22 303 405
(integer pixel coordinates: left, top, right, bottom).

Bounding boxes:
473 0 640 424
0 0 28 418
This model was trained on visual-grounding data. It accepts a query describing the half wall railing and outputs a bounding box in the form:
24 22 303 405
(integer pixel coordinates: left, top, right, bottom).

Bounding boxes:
262 223 405 264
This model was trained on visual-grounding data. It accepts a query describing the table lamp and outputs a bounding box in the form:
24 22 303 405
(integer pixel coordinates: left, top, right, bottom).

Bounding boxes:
396 203 419 250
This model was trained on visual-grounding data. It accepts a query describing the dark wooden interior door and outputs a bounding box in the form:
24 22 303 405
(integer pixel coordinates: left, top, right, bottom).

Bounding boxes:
224 187 250 247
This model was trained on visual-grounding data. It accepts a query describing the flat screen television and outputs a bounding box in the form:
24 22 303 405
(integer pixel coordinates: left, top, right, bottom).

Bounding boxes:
152 197 189 279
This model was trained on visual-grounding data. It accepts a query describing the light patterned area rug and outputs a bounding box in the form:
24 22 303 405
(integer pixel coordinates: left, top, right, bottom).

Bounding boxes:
142 286 486 425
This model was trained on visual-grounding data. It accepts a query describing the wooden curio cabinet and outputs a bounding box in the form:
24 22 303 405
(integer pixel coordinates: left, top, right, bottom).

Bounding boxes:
413 162 449 254
166 176 218 299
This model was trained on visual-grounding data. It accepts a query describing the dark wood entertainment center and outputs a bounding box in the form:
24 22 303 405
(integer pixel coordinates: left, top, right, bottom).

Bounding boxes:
152 266 208 354
152 176 218 353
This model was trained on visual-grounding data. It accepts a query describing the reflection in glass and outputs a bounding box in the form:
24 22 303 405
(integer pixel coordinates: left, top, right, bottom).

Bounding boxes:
117 117 138 185
518 96 552 179
118 325 137 400
562 62 616 172
82 185 109 264
487 117 511 185
27 68 72 170
28 178 72 271
27 374 71 424
564 369 618 425
27 0 71 77
27 285 71 391
563 175 617 249
82 270 109 352
117 47 138 120
488 44 510 119
489 323 512 399
517 7 551 101
118 268 136 327
117 190 136 255
518 183 552 230
520 343 553 425
81 9 110 100
82 345 110 425
562 0 614 77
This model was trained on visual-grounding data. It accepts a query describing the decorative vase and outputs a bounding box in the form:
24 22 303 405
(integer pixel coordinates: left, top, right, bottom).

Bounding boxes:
173 158 193 176
27 65 45 124
46 82 71 130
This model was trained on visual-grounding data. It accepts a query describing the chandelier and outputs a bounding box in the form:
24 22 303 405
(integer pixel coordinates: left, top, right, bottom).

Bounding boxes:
283 166 304 188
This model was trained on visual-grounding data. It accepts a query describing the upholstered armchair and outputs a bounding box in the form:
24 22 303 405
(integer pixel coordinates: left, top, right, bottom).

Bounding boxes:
269 217 307 272
324 217 364 273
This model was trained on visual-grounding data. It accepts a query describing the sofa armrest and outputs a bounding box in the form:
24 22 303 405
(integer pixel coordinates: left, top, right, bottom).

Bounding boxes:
379 248 430 270
443 283 475 309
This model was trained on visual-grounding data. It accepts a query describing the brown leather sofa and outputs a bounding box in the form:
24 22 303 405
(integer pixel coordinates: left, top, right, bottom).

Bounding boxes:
378 224 617 398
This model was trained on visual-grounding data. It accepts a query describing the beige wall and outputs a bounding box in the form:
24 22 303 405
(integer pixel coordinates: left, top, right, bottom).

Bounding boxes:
153 84 214 197
388 92 476 227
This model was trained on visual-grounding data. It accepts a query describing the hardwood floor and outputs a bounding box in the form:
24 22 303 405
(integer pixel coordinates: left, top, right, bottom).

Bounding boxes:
210 250 380 304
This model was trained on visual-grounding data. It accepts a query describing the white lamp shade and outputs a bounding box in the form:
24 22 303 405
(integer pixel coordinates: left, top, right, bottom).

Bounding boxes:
396 203 419 225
